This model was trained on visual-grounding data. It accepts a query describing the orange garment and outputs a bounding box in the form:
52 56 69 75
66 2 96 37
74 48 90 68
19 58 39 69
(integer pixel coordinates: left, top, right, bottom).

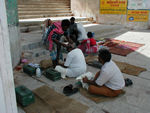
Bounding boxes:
88 85 123 97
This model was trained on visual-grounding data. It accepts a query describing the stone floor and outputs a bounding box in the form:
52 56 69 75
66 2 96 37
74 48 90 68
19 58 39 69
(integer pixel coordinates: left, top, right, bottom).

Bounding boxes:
15 25 150 113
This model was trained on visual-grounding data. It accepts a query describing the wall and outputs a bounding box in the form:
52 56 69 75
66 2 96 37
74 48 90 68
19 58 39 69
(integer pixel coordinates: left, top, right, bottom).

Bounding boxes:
71 0 150 30
0 0 18 113
71 0 99 21
6 0 21 67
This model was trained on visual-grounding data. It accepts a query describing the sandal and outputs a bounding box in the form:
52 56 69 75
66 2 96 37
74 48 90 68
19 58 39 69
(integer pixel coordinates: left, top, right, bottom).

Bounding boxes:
63 84 78 96
125 78 133 87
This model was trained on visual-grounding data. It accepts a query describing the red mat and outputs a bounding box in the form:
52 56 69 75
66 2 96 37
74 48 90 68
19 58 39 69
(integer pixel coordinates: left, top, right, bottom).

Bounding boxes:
102 39 144 56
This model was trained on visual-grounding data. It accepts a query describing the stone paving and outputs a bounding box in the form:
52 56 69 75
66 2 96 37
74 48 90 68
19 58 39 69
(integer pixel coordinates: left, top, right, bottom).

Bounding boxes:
16 26 150 113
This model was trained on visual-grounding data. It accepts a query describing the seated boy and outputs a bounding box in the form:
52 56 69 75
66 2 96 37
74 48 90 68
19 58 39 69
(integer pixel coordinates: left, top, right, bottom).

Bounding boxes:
83 48 125 97
78 32 98 54
55 45 87 78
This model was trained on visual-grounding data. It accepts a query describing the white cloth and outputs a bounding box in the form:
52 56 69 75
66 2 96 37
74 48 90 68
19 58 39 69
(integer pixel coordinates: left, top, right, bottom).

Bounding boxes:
95 60 125 90
76 72 94 90
77 23 88 41
55 66 67 79
64 48 87 77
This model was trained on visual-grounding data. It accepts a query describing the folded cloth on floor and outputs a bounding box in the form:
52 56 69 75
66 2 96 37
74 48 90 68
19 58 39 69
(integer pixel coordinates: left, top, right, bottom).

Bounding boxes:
86 58 147 76
76 72 94 90
114 60 147 76
101 39 144 56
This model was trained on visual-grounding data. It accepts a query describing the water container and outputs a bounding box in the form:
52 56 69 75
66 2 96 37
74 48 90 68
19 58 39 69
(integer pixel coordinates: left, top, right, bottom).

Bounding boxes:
36 67 41 77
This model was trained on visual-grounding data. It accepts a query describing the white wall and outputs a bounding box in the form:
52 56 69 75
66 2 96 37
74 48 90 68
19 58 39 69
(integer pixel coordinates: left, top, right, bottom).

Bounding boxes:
0 0 18 113
71 0 99 21
71 0 150 30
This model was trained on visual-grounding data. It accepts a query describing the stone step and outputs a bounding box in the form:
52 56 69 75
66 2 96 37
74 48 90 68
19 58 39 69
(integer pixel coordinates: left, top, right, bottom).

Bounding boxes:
19 1 70 4
18 0 70 2
85 24 123 33
20 26 43 33
18 0 70 4
18 3 69 7
18 5 70 8
18 1 70 5
19 13 74 19
22 39 42 51
18 4 69 8
84 24 129 39
95 28 128 39
18 8 71 11
19 17 90 26
21 31 43 51
21 28 128 60
20 21 93 33
18 0 71 19
19 17 92 32
79 21 93 25
20 0 69 2
21 24 128 59
18 11 72 15
23 47 49 59
21 24 128 51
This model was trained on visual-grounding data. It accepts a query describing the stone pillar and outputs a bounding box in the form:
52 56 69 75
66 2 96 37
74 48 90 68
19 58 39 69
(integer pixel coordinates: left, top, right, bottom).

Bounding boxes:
0 0 18 113
6 0 21 68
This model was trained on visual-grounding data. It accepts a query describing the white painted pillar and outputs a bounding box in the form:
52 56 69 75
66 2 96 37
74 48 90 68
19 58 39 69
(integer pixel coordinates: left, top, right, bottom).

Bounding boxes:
0 0 18 113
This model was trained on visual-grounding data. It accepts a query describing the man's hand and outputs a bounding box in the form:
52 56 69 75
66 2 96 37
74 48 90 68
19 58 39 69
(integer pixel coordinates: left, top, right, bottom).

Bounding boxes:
83 77 89 83
83 76 97 85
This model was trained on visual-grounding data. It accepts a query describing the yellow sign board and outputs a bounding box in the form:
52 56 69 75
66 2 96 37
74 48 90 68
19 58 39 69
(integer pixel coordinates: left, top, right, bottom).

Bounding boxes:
127 10 149 22
100 0 127 14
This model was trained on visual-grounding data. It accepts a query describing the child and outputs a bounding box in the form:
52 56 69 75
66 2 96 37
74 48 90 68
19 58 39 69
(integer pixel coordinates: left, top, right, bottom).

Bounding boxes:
87 32 96 46
78 32 98 54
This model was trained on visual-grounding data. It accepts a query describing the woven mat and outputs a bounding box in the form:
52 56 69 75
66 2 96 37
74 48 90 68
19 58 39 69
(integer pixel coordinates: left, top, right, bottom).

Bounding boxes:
86 56 146 76
80 88 125 103
23 95 55 113
33 85 89 113
114 60 146 76
85 55 98 63
99 39 144 56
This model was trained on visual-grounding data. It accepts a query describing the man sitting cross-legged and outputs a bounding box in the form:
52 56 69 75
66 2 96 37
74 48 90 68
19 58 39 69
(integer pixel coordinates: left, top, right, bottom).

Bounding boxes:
55 45 87 78
83 48 125 97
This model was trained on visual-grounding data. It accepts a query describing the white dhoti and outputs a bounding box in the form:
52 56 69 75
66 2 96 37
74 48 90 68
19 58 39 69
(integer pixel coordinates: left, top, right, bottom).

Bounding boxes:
55 66 67 79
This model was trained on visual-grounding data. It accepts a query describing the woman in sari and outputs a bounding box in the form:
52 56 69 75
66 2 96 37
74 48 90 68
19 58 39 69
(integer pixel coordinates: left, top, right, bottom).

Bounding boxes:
46 19 71 67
